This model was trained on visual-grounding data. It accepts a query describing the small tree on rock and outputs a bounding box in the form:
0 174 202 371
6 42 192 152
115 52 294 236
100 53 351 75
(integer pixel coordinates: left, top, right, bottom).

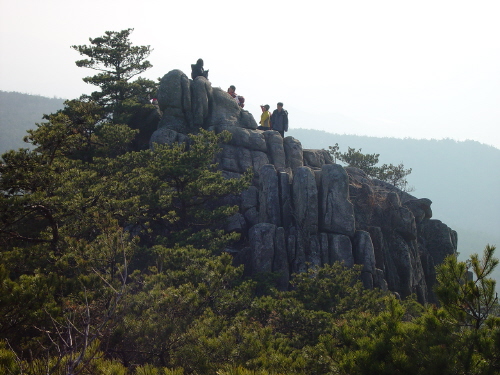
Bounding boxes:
329 143 414 192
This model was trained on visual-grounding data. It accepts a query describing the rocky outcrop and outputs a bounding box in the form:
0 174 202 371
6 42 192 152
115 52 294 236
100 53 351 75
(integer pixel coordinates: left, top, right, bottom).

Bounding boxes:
150 69 458 304
153 70 257 144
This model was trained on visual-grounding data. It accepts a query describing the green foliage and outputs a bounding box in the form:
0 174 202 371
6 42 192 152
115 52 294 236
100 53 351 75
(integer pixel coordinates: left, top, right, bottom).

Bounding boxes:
1 127 250 250
331 246 500 375
2 246 499 374
329 143 413 191
24 98 129 163
68 29 158 153
289 263 386 316
0 122 252 369
329 143 381 176
217 367 286 375
0 339 133 375
377 162 413 191
436 244 499 330
71 28 156 124
432 245 500 374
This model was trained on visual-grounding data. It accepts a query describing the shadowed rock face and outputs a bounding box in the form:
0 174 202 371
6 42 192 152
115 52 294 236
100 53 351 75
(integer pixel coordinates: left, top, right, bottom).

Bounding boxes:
320 164 355 236
150 69 458 304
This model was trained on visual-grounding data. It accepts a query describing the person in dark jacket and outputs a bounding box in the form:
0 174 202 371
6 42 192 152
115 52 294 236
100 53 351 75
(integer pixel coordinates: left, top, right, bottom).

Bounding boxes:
271 102 288 137
191 58 209 80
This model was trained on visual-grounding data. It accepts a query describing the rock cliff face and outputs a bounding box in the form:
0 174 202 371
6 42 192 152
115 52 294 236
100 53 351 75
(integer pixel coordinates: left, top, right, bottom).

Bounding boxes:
150 69 458 304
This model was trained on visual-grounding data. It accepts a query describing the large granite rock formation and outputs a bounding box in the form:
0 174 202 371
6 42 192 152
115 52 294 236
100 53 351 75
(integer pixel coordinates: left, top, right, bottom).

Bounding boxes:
150 69 458 304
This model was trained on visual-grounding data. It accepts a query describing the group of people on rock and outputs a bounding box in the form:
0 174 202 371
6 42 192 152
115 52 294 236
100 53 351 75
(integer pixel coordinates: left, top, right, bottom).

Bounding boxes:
258 102 288 138
226 84 288 138
191 59 290 137
225 84 288 137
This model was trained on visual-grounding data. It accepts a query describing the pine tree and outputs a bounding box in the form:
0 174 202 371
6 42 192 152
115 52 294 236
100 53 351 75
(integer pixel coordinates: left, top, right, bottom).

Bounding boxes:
71 28 157 124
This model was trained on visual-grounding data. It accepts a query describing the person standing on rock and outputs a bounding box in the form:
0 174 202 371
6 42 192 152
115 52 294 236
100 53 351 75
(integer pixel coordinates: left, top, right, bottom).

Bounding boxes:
271 102 288 137
258 104 272 130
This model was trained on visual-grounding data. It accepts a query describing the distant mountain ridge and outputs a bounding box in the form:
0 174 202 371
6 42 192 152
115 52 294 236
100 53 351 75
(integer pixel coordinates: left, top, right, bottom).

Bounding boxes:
0 91 65 153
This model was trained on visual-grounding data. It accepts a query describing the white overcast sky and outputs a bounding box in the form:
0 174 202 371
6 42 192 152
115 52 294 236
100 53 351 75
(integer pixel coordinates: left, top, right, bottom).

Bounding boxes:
1 0 499 149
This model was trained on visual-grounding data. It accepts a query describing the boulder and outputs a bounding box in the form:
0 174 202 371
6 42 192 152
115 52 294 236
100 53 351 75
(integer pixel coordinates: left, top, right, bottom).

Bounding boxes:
385 233 415 298
303 149 333 168
319 232 329 266
244 207 260 228
287 230 297 270
249 223 276 274
259 164 281 226
241 186 259 211
218 144 241 173
284 136 304 171
149 127 189 148
247 129 268 151
237 147 253 173
191 76 212 127
328 234 354 267
394 207 417 241
214 126 267 152
367 226 385 271
374 269 388 291
251 151 270 177
263 130 286 171
292 167 319 234
218 144 253 174
156 115 188 134
239 109 259 130
404 198 433 223
353 230 376 275
157 70 191 132
225 213 247 233
273 227 289 290
353 231 376 289
319 164 356 236
207 87 241 127
308 235 322 268
420 219 457 266
279 172 292 229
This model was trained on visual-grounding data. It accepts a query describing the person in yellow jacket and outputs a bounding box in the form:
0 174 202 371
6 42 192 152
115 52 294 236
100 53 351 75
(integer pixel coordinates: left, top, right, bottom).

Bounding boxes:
259 104 272 130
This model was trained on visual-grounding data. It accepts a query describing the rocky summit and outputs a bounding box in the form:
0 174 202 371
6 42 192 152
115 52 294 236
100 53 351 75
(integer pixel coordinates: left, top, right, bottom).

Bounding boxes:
150 69 458 304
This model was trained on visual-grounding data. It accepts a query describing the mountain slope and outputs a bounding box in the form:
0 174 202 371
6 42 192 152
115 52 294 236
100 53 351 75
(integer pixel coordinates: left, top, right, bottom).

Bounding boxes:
0 91 65 153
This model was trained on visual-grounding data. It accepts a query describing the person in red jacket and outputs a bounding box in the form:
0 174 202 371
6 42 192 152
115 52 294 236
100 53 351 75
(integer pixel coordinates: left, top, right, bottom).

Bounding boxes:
227 85 245 108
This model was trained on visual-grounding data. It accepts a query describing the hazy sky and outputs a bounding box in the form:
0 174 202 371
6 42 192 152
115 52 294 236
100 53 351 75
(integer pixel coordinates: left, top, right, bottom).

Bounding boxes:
1 0 499 149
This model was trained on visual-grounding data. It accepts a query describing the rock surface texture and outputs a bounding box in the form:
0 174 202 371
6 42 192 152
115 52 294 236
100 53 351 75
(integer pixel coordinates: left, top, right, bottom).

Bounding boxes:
151 70 458 304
